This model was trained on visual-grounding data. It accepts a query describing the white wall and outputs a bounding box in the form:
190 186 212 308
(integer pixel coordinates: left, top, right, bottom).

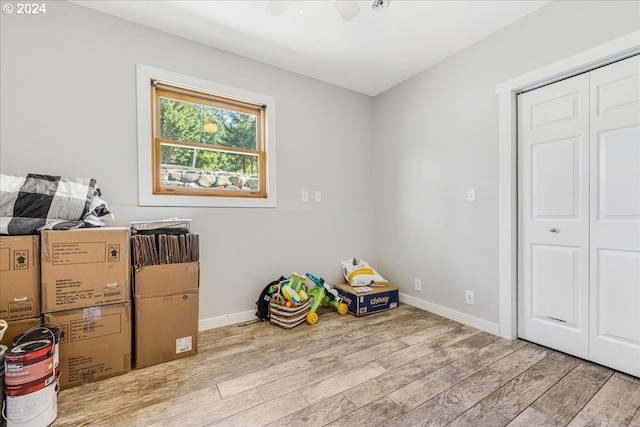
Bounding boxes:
373 0 640 331
0 2 375 328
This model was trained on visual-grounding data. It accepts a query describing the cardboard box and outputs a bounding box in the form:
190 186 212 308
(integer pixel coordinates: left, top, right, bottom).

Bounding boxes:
41 228 130 312
133 261 199 369
0 316 43 349
334 284 399 316
44 302 132 389
0 235 40 320
133 262 199 296
134 289 199 369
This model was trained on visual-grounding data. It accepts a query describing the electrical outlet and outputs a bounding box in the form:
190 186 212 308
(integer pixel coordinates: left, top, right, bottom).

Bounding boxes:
465 290 475 306
315 191 322 203
466 188 476 202
414 279 422 292
301 191 309 203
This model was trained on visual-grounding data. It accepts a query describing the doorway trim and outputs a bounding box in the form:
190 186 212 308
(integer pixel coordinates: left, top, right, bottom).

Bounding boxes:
495 30 640 340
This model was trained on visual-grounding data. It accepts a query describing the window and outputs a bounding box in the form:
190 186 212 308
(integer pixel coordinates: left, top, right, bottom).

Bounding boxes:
153 82 266 197
136 65 277 207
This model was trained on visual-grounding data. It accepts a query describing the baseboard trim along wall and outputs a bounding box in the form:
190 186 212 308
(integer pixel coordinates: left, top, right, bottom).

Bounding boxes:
199 310 258 331
399 293 500 336
200 296 501 336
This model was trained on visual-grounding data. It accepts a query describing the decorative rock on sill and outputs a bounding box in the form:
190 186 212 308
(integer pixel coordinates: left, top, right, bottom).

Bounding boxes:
161 166 259 190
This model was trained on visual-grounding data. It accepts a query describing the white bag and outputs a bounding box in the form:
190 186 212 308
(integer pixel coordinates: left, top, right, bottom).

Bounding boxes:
340 258 388 286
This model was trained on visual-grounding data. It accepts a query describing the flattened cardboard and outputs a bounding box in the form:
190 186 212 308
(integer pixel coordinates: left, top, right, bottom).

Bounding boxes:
334 283 399 316
134 289 199 369
44 302 132 389
133 262 199 296
41 228 130 312
0 316 43 348
0 235 40 320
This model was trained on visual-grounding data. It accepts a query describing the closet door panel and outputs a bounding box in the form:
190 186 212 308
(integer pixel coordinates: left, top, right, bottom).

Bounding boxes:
595 126 640 224
518 74 590 359
530 244 581 326
594 249 640 343
589 55 640 377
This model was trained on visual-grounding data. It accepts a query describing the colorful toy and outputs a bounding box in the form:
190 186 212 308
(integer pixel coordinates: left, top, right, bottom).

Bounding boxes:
266 272 347 327
281 285 301 303
289 273 306 293
304 272 348 324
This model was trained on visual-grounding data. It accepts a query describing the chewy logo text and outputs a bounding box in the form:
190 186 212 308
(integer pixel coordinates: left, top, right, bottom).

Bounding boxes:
370 296 389 305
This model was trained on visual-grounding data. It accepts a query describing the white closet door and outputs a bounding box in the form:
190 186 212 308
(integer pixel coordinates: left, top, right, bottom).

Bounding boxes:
589 55 640 377
518 74 590 359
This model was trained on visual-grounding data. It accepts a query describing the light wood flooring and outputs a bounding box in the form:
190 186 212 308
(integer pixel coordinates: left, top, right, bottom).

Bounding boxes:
53 304 640 427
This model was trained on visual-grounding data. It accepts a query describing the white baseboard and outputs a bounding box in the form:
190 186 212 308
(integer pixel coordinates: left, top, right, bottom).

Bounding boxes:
399 293 500 336
199 310 257 331
198 296 501 335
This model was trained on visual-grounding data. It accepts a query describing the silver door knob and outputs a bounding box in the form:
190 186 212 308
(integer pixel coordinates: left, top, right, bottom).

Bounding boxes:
549 227 559 233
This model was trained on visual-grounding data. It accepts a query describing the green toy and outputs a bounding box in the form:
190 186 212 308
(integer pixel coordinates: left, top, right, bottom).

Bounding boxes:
304 272 348 325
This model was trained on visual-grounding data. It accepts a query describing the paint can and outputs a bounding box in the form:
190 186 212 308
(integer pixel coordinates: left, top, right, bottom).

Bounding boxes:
4 380 58 427
13 326 63 370
4 340 55 397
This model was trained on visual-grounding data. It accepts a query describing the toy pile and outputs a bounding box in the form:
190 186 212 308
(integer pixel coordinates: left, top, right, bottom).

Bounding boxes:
267 273 311 329
259 273 348 329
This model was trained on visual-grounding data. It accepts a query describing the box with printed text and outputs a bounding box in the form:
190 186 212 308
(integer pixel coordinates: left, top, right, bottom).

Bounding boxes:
44 302 132 389
334 283 399 317
0 235 41 320
40 228 130 312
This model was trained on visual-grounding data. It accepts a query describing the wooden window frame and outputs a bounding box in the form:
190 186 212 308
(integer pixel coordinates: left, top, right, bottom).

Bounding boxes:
152 82 267 198
136 64 277 208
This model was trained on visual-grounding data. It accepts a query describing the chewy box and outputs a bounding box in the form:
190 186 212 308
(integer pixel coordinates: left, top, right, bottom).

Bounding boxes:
334 284 399 316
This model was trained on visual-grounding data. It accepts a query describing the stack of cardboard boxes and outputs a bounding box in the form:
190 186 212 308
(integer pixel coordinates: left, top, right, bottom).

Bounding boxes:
40 228 133 389
130 229 200 369
133 260 199 368
1 226 200 392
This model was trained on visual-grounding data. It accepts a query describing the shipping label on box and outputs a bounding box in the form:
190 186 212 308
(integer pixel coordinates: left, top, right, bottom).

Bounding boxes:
334 284 399 316
134 289 199 369
0 235 41 320
41 228 130 312
44 302 132 389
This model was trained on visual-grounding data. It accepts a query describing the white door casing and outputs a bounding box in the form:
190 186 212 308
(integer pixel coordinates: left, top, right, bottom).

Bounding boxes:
518 74 590 359
496 31 640 343
588 56 640 376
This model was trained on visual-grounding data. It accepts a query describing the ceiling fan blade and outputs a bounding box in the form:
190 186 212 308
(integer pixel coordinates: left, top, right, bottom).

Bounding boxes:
334 1 360 22
265 1 292 16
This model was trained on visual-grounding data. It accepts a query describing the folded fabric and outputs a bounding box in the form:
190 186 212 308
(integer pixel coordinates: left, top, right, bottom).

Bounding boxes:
340 257 388 286
0 173 114 235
